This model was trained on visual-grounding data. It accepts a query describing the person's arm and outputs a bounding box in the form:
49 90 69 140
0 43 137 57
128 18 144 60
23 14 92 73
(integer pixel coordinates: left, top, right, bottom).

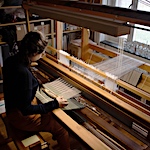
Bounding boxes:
21 94 68 116
17 68 59 115
19 93 60 115
17 68 68 116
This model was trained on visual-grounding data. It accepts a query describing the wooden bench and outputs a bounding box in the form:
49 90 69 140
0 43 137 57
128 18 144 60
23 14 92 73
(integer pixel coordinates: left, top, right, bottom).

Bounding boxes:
0 113 50 150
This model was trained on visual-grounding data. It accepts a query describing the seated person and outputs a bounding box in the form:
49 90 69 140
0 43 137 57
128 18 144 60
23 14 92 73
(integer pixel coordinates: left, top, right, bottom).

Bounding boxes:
3 31 70 150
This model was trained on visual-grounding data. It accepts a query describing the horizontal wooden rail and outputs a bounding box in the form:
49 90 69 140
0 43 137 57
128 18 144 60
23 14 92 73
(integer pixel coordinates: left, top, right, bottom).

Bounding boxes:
0 6 22 9
42 83 111 149
139 64 150 73
0 19 51 27
88 43 118 58
53 108 111 150
46 47 150 101
42 57 150 123
0 42 6 45
34 0 150 27
66 55 107 78
117 79 150 101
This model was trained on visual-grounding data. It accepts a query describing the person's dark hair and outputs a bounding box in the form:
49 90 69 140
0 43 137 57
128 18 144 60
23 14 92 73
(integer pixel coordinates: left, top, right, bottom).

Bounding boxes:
18 31 47 66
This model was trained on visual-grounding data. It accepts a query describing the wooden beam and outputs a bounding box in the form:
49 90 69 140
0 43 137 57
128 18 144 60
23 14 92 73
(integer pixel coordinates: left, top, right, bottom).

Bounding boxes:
24 9 31 32
88 43 118 58
139 64 150 73
84 51 107 64
137 74 150 94
34 0 150 27
53 108 111 150
66 55 106 78
81 108 144 150
50 20 55 47
117 79 150 101
0 6 22 9
81 28 89 60
46 44 150 101
42 57 150 123
56 21 63 50
41 85 111 150
23 3 130 36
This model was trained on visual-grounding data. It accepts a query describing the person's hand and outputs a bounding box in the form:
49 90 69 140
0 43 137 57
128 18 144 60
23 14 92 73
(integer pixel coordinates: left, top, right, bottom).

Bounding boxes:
56 96 69 108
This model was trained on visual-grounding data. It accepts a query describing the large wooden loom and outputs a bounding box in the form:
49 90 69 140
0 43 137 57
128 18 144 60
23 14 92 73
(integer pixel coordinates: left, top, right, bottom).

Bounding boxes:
23 1 150 150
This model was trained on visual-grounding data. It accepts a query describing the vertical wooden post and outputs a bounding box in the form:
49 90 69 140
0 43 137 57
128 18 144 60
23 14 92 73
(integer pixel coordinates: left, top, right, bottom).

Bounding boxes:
99 0 102 4
51 20 55 47
81 0 102 61
56 21 63 50
0 65 2 81
81 28 89 60
25 9 30 32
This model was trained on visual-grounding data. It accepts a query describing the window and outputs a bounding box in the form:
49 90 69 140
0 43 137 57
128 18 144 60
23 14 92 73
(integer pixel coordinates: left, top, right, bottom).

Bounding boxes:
133 1 150 44
103 0 132 43
115 0 132 8
102 0 150 45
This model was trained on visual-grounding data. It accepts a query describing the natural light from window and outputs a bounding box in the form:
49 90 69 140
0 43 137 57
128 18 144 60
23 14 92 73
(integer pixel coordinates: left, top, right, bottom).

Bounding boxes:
133 1 150 44
115 0 132 8
115 0 132 39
